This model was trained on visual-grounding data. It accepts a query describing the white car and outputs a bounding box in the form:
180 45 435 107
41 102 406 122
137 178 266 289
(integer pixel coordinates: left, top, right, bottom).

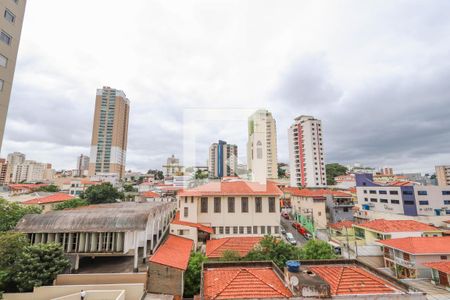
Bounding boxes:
286 232 297 245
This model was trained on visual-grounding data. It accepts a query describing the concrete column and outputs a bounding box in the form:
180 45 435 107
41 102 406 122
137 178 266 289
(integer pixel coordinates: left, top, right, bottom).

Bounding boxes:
150 221 155 253
143 230 148 263
74 254 80 273
133 231 139 272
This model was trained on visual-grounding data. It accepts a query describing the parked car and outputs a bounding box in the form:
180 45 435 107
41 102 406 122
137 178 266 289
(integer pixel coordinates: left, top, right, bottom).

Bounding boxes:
304 233 313 240
292 222 300 229
281 228 286 235
286 232 297 245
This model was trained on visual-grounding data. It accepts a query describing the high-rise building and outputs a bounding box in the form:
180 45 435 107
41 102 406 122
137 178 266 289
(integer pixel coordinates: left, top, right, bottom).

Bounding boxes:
5 151 24 182
76 154 89 177
0 158 7 184
11 160 53 183
208 140 238 178
0 0 27 151
436 165 450 186
247 109 278 183
88 87 130 179
288 115 326 187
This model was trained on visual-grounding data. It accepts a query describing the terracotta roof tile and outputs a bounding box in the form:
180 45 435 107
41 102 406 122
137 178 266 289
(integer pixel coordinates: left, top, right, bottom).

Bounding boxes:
206 237 262 258
142 191 160 198
356 219 439 233
329 220 355 230
149 235 193 270
171 212 214 234
203 267 292 299
309 266 398 295
423 261 450 274
378 236 450 255
22 193 75 205
178 180 282 197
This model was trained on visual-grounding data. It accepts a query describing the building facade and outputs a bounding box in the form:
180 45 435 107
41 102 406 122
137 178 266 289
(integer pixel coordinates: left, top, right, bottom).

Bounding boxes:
208 140 238 178
162 154 183 177
11 160 53 183
0 0 26 151
76 154 89 177
436 165 450 186
247 109 278 183
0 157 7 184
88 87 130 179
6 151 25 182
288 115 326 187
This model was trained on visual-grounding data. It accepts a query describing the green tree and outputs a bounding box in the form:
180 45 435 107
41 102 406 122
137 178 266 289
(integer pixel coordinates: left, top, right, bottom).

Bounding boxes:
0 199 42 232
80 183 121 204
244 236 301 269
277 163 287 178
220 250 241 261
194 169 208 180
37 184 59 192
123 184 134 193
325 163 348 185
0 232 28 292
147 169 164 180
184 252 207 297
298 239 337 260
14 243 70 292
53 198 89 211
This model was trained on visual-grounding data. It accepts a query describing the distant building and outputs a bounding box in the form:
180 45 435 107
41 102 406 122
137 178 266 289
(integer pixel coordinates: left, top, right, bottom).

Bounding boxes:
75 154 89 177
436 165 450 186
247 109 278 183
381 167 394 175
11 160 53 183
334 174 356 189
288 115 326 187
6 151 25 182
163 154 183 177
398 172 433 186
208 140 238 178
22 193 75 212
0 158 7 185
88 86 130 179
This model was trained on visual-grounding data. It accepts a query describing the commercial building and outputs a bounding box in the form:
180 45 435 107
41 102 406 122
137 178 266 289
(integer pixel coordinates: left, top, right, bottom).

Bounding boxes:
0 0 26 151
208 140 238 178
288 115 326 187
88 86 130 179
15 202 176 272
11 160 53 183
436 165 450 186
247 109 278 183
75 154 89 177
162 154 183 177
5 151 25 182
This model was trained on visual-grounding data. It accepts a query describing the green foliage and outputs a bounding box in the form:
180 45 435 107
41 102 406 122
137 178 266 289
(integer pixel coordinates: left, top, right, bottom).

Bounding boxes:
37 184 59 192
123 184 135 192
243 236 301 269
184 252 207 297
277 163 287 178
14 243 70 292
0 232 28 292
220 250 241 261
0 198 42 232
80 183 121 204
147 169 164 180
298 239 337 260
194 169 208 180
325 163 348 185
53 198 89 210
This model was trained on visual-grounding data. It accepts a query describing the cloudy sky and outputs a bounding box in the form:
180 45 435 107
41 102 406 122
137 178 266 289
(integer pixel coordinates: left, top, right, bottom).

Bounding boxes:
3 0 450 174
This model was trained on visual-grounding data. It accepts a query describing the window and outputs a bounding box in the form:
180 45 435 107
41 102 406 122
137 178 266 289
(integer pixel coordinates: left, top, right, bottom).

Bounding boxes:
219 227 224 234
233 226 238 234
260 226 266 234
225 227 230 234
363 190 367 194
379 190 387 195
444 200 450 205
247 226 252 234
419 200 429 205
0 31 11 45
389 190 399 195
267 226 272 234
4 9 15 23
239 226 244 234
369 190 377 194
418 191 428 196
0 79 3 91
213 227 217 234
228 197 235 213
269 197 276 213
214 197 221 213
183 207 188 218
441 256 447 260
403 190 413 195
364 197 368 202
404 200 415 205
253 226 258 234
380 199 388 203
241 197 249 213
442 191 450 195
370 198 377 202
0 54 7 67
200 197 208 213
274 226 280 234
391 199 400 204
255 197 262 213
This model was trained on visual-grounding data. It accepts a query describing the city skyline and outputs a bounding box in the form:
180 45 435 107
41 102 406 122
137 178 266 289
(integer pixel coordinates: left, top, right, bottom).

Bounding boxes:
2 1 450 174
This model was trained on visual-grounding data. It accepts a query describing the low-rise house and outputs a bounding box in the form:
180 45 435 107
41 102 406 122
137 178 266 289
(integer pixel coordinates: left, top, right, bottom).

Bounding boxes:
169 212 214 248
324 190 354 223
379 236 450 279
148 234 193 297
423 261 450 289
22 193 75 212
328 220 355 244
67 179 102 196
140 191 165 202
205 237 262 259
8 183 48 195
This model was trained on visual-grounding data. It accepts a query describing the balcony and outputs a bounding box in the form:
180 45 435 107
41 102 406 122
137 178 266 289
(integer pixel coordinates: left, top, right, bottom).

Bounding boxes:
394 257 415 268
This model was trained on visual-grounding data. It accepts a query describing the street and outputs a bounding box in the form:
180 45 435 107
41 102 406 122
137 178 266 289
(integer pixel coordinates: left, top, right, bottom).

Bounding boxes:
280 215 308 246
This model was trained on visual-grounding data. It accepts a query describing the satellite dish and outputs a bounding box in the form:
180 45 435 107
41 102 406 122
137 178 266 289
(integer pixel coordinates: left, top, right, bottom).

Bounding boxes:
290 275 299 286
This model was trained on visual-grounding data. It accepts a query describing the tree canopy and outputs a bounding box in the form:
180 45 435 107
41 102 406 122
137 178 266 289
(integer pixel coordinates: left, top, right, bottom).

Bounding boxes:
194 169 208 179
0 232 28 292
37 184 59 192
183 252 207 297
53 198 89 210
298 239 338 260
0 198 42 232
80 183 122 204
325 163 348 185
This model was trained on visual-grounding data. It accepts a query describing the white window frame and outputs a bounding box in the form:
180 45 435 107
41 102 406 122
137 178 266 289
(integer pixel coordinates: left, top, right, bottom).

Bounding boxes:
0 54 7 68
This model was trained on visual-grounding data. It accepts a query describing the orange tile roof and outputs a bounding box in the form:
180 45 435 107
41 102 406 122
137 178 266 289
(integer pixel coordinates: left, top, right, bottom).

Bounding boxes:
9 184 48 190
203 267 292 299
142 191 160 198
171 212 214 234
178 180 282 197
148 235 193 270
378 236 450 255
309 266 398 295
423 261 450 274
329 220 355 230
356 219 439 233
206 237 262 258
22 193 75 205
283 187 352 198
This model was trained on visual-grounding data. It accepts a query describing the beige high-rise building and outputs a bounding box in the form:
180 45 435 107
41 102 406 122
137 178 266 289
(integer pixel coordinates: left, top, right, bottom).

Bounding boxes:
11 160 53 183
5 151 24 182
247 109 278 183
88 87 130 179
0 0 26 151
436 165 450 186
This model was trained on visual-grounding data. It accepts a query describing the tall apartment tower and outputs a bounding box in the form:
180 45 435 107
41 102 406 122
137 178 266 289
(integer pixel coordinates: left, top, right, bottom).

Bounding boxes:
247 109 278 183
208 140 238 178
0 0 26 151
76 154 89 177
436 165 450 186
88 87 130 179
288 115 326 187
5 151 24 182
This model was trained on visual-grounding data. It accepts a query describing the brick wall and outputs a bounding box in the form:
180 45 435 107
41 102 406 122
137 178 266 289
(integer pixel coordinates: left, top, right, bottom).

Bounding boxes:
148 262 183 296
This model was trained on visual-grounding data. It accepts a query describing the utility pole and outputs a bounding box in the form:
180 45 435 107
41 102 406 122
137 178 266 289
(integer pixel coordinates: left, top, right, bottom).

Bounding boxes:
345 226 350 259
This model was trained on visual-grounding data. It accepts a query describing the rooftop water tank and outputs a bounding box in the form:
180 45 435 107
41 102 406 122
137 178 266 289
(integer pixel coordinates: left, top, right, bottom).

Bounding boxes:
286 260 300 273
